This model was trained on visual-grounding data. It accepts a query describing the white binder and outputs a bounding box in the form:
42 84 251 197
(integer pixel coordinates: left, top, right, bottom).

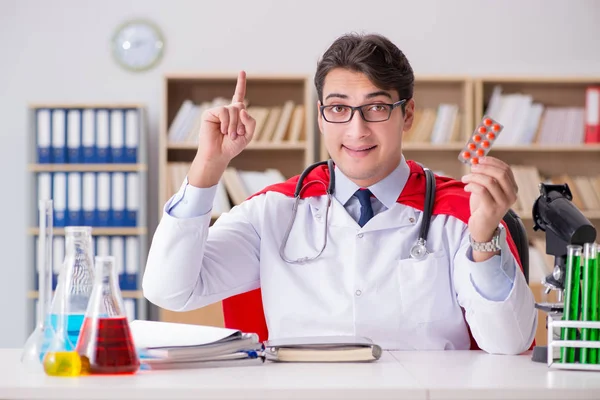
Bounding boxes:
81 109 95 163
82 172 96 226
95 110 110 163
125 109 139 163
126 173 139 226
96 172 111 226
67 109 82 163
111 172 126 226
125 236 139 290
67 172 82 226
52 173 67 227
36 109 51 163
110 236 125 290
51 109 66 163
110 110 125 163
53 236 65 290
96 236 110 257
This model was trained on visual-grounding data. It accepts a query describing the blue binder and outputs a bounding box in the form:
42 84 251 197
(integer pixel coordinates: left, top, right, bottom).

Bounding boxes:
125 173 139 227
110 110 126 163
82 109 96 163
36 109 51 164
111 172 126 227
51 109 67 164
96 109 110 164
96 172 111 227
66 172 83 226
125 109 139 163
67 109 83 164
52 172 67 227
82 172 96 226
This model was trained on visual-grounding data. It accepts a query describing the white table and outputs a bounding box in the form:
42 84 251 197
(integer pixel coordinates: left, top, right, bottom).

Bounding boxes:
1 348 600 400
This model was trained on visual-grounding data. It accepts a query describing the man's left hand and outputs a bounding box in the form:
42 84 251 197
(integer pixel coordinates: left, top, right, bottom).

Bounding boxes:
461 156 519 243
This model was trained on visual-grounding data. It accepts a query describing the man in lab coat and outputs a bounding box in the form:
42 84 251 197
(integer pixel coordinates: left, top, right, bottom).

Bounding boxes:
144 33 537 354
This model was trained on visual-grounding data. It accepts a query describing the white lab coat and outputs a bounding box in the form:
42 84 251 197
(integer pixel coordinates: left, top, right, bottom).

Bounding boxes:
143 189 537 354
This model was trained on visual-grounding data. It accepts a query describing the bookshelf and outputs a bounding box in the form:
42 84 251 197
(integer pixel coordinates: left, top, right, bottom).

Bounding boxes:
26 103 149 331
473 76 600 228
158 73 315 325
474 76 600 347
156 73 600 347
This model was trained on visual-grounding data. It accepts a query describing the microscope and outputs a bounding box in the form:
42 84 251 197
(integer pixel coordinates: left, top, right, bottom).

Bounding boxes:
529 182 597 363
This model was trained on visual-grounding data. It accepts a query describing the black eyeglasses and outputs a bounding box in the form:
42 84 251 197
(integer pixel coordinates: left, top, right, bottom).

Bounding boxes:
320 99 407 123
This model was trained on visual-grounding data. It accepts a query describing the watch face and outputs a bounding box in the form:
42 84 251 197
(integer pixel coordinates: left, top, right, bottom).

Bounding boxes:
112 20 164 72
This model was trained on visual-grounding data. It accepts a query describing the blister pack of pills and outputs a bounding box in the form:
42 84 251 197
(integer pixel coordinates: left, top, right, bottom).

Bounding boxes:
458 116 503 165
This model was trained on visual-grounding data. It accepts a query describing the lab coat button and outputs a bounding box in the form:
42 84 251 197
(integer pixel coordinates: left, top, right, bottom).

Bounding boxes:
409 217 415 223
355 290 362 296
315 213 321 219
357 233 364 238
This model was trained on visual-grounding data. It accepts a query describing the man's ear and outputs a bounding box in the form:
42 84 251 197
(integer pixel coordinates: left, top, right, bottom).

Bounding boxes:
316 100 324 134
402 98 415 132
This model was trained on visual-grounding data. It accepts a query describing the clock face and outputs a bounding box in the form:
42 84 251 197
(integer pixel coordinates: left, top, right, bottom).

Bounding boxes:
112 20 164 72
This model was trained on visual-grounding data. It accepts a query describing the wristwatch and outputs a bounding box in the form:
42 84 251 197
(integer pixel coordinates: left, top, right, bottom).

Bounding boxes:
469 225 504 252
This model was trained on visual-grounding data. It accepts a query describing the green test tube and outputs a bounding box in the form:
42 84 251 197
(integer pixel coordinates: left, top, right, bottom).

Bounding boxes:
560 245 582 364
581 243 598 364
596 243 600 365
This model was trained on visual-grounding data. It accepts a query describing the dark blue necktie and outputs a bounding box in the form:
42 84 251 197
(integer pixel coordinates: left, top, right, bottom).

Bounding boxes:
354 189 374 227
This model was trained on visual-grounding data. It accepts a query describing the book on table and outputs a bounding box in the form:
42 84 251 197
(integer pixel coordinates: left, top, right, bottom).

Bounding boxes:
129 320 382 369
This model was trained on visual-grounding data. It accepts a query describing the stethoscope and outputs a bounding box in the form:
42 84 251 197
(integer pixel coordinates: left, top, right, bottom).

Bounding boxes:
279 159 436 264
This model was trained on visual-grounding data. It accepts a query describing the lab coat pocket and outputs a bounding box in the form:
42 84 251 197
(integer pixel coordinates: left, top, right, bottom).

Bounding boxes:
397 251 454 324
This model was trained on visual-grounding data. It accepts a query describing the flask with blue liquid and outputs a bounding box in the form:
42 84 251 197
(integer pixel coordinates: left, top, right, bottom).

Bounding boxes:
45 226 95 355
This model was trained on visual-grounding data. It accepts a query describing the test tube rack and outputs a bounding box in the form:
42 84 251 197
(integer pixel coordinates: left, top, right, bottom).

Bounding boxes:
547 314 600 371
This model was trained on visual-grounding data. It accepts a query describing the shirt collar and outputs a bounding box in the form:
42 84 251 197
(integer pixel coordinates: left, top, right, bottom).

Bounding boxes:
333 155 410 209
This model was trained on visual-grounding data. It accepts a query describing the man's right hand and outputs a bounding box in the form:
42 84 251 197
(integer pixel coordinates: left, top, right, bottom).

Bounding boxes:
188 71 256 188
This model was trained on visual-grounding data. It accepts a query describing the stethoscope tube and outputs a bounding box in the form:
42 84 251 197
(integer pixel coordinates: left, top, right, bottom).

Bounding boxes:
409 167 435 259
280 159 435 264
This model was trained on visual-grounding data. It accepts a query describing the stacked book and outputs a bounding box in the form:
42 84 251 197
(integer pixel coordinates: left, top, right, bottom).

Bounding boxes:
129 320 265 369
129 320 382 369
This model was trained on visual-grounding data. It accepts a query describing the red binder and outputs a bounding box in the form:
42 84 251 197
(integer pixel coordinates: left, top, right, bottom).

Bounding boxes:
585 86 600 143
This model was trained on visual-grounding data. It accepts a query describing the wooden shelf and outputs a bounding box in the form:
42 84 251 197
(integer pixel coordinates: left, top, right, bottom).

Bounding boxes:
28 164 147 172
28 290 143 299
168 142 307 151
402 144 600 152
490 145 600 153
515 210 600 220
403 143 464 151
28 103 146 109
28 227 147 236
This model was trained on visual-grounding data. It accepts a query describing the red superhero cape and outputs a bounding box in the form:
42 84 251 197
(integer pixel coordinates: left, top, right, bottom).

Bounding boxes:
222 160 531 351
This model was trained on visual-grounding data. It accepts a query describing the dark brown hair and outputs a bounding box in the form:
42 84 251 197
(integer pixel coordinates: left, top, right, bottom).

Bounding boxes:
314 33 414 108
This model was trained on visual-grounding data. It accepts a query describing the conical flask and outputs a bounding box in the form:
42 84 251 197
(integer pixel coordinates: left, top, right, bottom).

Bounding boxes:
76 256 140 375
49 226 95 347
21 200 54 371
42 268 82 377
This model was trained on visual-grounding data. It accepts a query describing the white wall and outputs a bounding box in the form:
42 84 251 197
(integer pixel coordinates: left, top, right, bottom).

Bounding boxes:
1 0 599 347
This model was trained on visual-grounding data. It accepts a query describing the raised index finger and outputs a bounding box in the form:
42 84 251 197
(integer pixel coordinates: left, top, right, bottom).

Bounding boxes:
232 70 246 104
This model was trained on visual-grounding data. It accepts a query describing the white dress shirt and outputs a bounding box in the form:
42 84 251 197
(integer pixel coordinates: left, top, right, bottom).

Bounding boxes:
143 157 537 354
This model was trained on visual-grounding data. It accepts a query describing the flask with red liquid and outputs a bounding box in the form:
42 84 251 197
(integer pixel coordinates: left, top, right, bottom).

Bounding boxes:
76 256 139 374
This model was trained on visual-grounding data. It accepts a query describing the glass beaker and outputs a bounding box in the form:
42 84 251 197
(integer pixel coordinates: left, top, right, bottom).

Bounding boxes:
49 226 95 347
76 256 139 375
21 200 54 371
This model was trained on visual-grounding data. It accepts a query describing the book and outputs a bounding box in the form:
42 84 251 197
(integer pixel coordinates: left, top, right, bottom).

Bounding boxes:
263 336 382 363
129 320 264 369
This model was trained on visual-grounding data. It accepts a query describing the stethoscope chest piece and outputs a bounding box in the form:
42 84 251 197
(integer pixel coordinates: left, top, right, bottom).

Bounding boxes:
409 239 428 260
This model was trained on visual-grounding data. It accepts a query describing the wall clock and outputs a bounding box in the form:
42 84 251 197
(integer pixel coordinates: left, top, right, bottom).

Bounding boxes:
112 19 164 72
